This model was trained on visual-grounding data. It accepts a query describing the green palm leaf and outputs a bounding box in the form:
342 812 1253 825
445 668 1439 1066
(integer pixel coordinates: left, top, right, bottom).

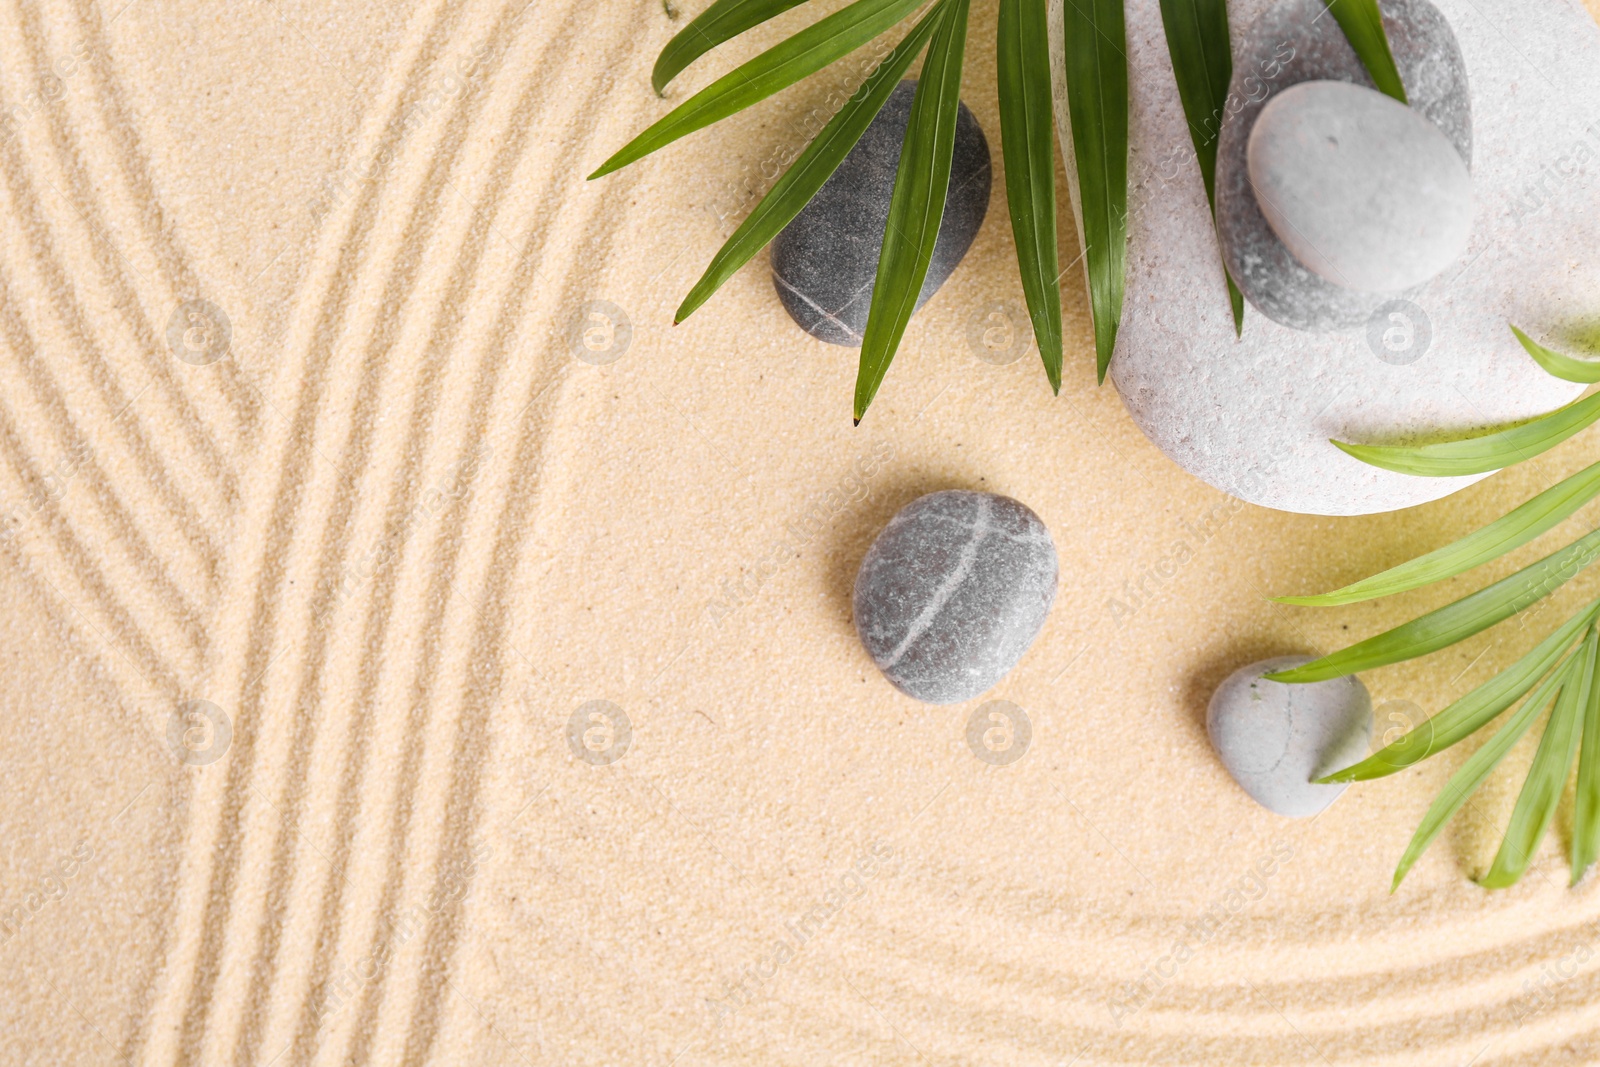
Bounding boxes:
854 0 969 422
1391 649 1578 890
1059 0 1128 383
1276 459 1600 607
589 0 924 179
1479 628 1596 887
674 4 945 323
1334 390 1600 477
998 0 1064 392
1322 0 1406 103
1573 633 1600 882
1157 0 1243 334
1267 527 1600 684
1513 325 1600 385
653 0 815 94
1319 598 1600 782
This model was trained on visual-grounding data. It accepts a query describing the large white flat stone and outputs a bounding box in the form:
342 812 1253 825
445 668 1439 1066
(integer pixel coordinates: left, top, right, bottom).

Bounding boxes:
1048 0 1600 515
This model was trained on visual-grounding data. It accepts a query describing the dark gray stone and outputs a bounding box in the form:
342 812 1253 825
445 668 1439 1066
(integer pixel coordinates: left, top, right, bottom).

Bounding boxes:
853 491 1056 705
771 80 991 346
1215 0 1471 331
1207 656 1374 817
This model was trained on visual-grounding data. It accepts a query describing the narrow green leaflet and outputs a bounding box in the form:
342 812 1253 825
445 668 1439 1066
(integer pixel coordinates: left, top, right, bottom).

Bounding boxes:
589 0 923 179
853 0 968 422
998 0 1064 392
1392 650 1577 890
1334 390 1600 478
1224 254 1244 334
674 4 944 323
653 0 814 93
1513 325 1600 385
1322 0 1406 103
1319 598 1600 783
1157 0 1243 334
1479 628 1596 888
1267 527 1600 684
1574 632 1600 882
1060 0 1128 382
1276 459 1600 607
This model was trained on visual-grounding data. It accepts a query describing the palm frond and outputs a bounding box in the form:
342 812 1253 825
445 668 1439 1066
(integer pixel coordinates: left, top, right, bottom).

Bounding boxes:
1276 459 1600 607
1058 0 1128 383
998 0 1064 391
675 4 946 323
1334 390 1600 477
854 0 970 421
1478 628 1595 888
1322 0 1406 103
1391 647 1577 890
1318 599 1600 782
1513 325 1600 384
1266 526 1600 683
653 0 815 93
590 0 924 179
1158 0 1243 332
1288 337 1600 887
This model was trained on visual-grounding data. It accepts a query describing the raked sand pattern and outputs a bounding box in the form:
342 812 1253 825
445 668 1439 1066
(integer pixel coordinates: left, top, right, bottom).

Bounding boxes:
5 0 1600 1064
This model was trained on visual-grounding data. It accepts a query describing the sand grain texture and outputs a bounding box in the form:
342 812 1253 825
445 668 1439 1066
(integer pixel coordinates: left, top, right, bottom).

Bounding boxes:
4 0 1600 1064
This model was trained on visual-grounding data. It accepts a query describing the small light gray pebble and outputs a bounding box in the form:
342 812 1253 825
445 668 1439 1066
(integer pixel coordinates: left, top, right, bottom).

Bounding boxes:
853 491 1056 705
1248 81 1473 293
1215 0 1471 331
771 80 991 346
1208 655 1373 817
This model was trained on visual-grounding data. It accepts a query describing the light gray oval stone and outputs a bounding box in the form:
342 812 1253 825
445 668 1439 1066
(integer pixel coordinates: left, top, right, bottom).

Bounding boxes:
1248 81 1474 293
1207 656 1373 817
1215 0 1472 330
771 80 991 346
853 491 1057 705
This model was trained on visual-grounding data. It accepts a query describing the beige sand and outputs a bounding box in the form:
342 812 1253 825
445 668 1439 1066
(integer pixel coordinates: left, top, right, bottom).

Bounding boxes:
3 0 1600 1063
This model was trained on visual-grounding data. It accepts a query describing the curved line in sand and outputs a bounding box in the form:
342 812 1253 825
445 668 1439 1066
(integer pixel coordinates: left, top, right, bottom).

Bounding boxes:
58 0 265 444
142 0 595 1062
0 115 225 628
221 9 588 1064
333 20 657 1067
8 0 1599 1061
0 264 214 663
271 23 613 1067
9 0 246 504
134 0 484 1053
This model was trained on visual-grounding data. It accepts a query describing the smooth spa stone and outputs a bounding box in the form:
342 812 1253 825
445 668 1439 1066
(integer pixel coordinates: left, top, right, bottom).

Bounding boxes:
770 80 991 346
1207 656 1374 817
1217 0 1472 330
1047 0 1600 515
1247 80 1474 293
853 491 1057 705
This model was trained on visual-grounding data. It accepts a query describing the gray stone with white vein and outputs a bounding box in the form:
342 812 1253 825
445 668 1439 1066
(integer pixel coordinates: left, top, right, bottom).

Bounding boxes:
853 491 1057 705
770 80 991 345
